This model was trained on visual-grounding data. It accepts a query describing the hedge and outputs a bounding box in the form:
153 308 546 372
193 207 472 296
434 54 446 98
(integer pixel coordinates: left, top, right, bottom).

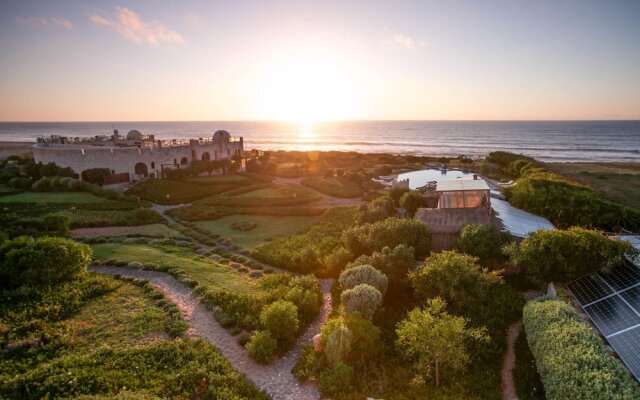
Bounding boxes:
522 298 639 400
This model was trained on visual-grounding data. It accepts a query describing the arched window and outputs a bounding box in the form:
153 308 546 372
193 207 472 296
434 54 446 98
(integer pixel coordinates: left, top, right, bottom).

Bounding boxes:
180 157 188 165
134 162 149 177
151 161 155 169
202 152 210 162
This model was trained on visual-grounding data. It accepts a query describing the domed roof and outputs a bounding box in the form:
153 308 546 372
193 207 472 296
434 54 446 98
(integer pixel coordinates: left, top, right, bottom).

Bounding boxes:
126 130 143 140
213 130 231 141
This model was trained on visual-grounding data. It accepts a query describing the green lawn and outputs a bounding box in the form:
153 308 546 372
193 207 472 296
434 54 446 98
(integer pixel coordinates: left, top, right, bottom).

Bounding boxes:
195 215 320 248
72 223 181 238
546 162 640 209
184 174 254 185
235 187 284 198
0 191 116 204
301 176 364 198
91 243 257 294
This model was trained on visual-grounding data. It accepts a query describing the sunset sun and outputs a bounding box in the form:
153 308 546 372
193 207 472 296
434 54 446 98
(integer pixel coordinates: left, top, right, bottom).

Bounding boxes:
257 55 359 123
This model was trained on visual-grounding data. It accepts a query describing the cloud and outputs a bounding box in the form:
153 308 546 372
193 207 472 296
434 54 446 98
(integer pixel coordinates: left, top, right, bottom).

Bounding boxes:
50 17 73 30
383 32 428 50
184 13 203 27
90 7 184 46
15 16 73 30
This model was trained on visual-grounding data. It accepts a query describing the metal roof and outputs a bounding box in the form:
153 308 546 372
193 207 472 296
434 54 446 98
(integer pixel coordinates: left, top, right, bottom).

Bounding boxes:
435 179 491 192
491 198 555 237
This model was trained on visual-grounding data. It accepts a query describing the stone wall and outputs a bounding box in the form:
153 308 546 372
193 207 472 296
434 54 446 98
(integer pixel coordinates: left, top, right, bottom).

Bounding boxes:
33 137 243 181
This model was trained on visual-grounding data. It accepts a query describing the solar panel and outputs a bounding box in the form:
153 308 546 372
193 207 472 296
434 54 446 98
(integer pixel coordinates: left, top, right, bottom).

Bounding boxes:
584 297 640 336
568 274 614 305
597 262 640 291
621 286 640 310
568 261 640 381
607 327 640 381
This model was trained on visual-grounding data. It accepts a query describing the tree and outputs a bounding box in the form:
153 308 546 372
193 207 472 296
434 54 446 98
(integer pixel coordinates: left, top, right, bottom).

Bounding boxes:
339 264 388 295
340 283 382 320
506 227 636 282
205 160 219 176
454 224 511 268
347 244 415 287
260 300 299 342
321 312 381 367
399 190 423 217
395 298 488 386
220 159 232 175
389 187 410 207
409 251 500 313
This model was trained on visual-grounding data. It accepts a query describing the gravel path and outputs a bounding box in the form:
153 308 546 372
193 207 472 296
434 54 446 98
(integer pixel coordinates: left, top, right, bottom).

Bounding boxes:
93 265 333 400
501 320 523 400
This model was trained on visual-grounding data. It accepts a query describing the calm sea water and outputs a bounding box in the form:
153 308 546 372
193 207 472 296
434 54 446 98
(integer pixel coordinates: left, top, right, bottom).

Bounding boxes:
0 120 638 162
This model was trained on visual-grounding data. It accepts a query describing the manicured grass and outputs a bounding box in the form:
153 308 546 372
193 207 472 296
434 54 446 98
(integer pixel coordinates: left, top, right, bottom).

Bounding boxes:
52 208 164 228
195 215 320 248
91 243 257 294
0 191 117 204
301 176 364 198
546 162 640 209
126 178 240 205
72 223 181 238
67 277 173 350
235 187 284 198
184 173 254 185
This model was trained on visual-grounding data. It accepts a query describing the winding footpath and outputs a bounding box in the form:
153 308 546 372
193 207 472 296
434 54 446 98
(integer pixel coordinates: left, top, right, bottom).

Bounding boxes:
501 321 523 400
93 265 333 400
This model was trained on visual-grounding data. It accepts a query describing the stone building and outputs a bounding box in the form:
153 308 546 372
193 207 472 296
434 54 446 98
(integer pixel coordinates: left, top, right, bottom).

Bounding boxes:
32 129 243 183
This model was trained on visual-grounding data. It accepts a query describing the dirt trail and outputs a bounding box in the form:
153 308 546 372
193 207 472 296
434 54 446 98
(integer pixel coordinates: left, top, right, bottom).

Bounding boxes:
93 265 332 400
502 320 523 400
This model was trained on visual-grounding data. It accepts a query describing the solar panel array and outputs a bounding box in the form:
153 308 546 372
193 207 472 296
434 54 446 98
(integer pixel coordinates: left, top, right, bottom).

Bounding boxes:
568 260 640 381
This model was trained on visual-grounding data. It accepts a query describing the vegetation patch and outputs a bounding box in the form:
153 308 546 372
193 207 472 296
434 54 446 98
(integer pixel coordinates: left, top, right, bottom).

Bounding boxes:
72 223 180 238
126 178 245 205
301 176 364 198
195 215 320 249
513 329 545 400
523 298 639 400
90 243 257 294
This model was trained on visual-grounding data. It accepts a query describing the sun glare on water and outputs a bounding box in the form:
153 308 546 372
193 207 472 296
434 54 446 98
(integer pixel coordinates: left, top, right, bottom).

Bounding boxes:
257 52 359 124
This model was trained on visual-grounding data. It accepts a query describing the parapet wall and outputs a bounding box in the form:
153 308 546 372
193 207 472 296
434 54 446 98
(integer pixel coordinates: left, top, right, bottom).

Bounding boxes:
33 137 243 180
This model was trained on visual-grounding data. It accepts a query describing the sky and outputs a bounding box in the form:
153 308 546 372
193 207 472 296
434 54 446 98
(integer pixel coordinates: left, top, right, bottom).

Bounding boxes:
1 0 639 122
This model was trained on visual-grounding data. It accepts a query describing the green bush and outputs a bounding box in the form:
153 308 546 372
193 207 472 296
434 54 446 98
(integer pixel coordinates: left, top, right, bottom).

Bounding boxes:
523 298 639 400
340 283 382 320
339 264 388 294
260 300 299 343
513 330 545 400
455 224 511 268
300 176 364 198
0 236 91 289
506 227 636 282
318 362 353 396
389 186 410 207
81 168 111 186
246 330 278 364
343 218 430 258
346 244 415 287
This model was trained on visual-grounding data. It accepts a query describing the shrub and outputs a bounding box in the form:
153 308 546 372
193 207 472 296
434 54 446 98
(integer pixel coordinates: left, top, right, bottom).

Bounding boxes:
81 168 111 186
260 300 299 342
339 264 388 294
455 224 511 268
246 330 278 364
31 177 52 192
506 227 636 282
399 190 423 217
8 177 32 190
321 312 382 368
0 236 91 289
389 186 410 207
523 298 639 400
340 283 382 320
346 244 415 287
318 362 353 396
343 218 430 258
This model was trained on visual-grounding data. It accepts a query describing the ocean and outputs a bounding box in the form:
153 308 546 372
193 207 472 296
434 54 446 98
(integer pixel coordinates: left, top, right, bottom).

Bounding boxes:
0 120 638 163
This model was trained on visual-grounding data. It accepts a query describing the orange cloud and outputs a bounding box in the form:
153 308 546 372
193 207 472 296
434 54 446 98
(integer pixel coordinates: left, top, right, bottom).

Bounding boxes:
90 7 183 46
15 16 73 30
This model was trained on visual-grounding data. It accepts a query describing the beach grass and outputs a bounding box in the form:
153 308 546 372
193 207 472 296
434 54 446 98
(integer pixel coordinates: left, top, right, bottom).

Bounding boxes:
194 214 320 249
91 243 257 294
545 162 640 209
